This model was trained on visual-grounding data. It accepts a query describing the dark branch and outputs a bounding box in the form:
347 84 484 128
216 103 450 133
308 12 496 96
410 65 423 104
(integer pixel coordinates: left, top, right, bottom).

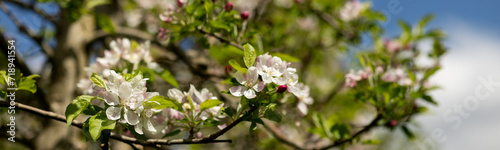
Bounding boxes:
317 114 382 150
0 101 232 146
262 119 304 150
198 29 244 50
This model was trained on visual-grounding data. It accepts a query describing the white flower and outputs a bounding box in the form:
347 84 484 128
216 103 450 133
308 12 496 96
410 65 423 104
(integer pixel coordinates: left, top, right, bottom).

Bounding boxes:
339 0 366 21
289 83 313 115
187 85 225 120
381 68 405 82
255 53 287 84
344 70 362 88
230 67 266 99
274 68 299 92
100 70 158 130
385 39 402 53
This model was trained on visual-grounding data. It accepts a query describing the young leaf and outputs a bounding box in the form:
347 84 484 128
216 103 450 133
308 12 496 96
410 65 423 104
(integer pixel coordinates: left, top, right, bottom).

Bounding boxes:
95 13 115 34
401 125 415 140
263 109 282 123
17 74 40 93
90 73 106 88
162 129 182 138
143 96 183 111
229 59 248 73
88 111 116 141
200 99 222 111
272 52 300 62
243 43 257 68
65 95 96 126
160 70 180 88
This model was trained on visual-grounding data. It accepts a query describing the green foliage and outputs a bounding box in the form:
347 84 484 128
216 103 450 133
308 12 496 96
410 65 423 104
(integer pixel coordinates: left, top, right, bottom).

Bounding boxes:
143 95 183 112
65 95 99 126
160 70 180 88
90 73 106 88
200 99 222 111
95 13 115 34
243 43 257 68
88 111 116 141
228 59 248 73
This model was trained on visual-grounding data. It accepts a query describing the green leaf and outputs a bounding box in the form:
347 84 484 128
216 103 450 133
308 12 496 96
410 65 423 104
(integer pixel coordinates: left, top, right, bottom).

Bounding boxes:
263 109 282 123
90 73 106 88
17 75 39 93
229 59 248 73
243 43 257 68
272 52 300 62
95 13 115 34
263 104 281 122
362 139 381 145
401 125 415 140
143 96 183 111
160 70 180 88
65 95 96 126
200 99 222 111
421 95 437 105
81 105 103 116
162 129 182 138
88 111 116 141
84 0 110 9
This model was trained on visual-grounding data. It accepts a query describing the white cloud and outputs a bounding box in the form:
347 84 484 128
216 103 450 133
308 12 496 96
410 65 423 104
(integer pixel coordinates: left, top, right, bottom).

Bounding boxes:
414 19 500 150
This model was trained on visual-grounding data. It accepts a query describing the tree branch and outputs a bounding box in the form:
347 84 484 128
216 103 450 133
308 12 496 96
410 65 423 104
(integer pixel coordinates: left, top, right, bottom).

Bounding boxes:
198 29 244 50
262 120 304 150
316 114 382 150
0 101 232 146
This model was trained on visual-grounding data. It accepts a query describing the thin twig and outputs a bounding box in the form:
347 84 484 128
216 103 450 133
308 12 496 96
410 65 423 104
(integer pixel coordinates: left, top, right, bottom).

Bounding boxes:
0 101 232 146
262 119 304 150
316 114 382 150
198 29 244 50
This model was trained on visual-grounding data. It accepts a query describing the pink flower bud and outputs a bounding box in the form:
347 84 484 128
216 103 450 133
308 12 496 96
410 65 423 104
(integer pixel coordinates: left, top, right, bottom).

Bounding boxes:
240 11 249 20
277 85 288 93
177 0 184 7
225 2 233 11
387 120 397 127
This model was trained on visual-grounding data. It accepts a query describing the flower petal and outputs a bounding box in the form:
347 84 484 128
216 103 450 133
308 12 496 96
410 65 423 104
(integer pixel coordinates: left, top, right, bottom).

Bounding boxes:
106 106 122 120
124 109 139 125
247 67 259 84
119 82 133 99
253 81 266 92
234 71 245 84
229 86 245 97
243 89 256 99
134 123 143 135
297 102 308 115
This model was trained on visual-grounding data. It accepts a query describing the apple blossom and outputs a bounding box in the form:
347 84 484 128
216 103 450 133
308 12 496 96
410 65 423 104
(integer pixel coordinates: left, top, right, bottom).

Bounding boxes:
339 0 366 21
385 39 402 53
230 67 266 99
255 53 288 84
290 83 313 115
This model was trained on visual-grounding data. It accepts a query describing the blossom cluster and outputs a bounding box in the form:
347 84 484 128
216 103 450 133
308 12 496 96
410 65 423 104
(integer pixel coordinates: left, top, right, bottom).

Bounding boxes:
339 0 368 21
93 70 161 135
229 53 313 115
344 66 413 88
90 70 224 136
77 38 161 95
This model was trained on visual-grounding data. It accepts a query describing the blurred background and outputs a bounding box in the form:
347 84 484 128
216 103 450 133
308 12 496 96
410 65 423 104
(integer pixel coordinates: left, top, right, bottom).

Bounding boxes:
1 0 500 150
